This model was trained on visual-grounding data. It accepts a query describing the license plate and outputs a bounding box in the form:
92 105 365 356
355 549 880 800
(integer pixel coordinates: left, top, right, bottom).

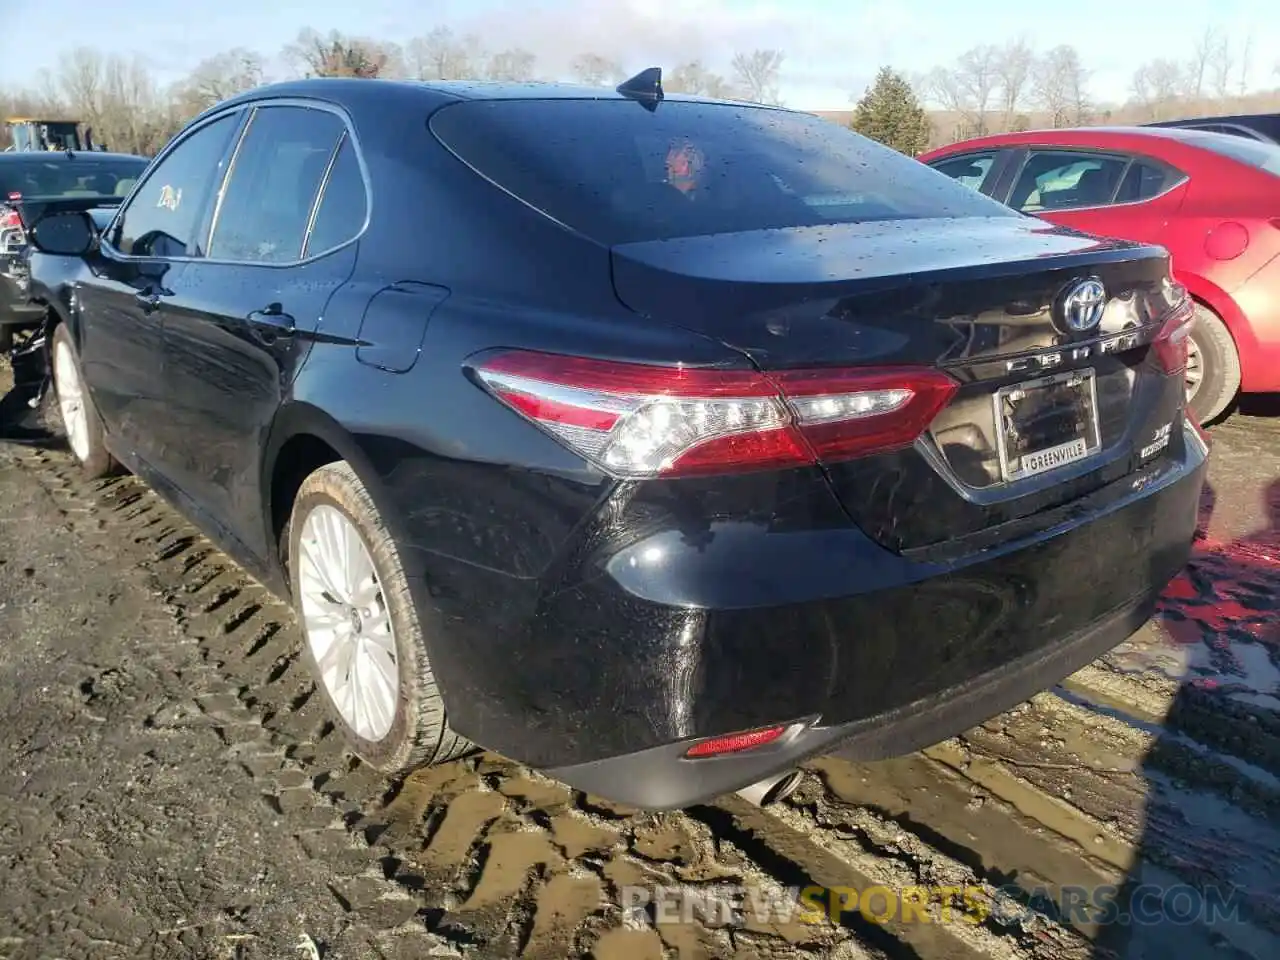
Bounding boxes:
993 368 1101 482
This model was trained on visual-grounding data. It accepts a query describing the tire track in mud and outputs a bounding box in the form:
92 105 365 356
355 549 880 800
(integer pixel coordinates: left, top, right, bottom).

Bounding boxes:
12 449 869 960
9 438 1279 959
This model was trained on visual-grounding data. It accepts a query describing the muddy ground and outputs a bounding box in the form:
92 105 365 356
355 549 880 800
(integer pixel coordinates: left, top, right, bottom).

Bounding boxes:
1 357 1278 960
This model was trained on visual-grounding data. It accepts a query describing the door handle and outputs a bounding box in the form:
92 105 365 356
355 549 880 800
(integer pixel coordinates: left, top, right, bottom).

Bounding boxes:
134 288 161 313
247 302 296 345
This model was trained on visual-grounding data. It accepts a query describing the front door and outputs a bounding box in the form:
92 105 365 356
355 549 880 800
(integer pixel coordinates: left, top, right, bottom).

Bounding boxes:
160 104 367 558
72 112 243 464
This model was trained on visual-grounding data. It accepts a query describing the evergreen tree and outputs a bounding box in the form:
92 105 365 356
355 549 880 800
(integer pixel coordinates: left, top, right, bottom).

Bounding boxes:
851 67 932 156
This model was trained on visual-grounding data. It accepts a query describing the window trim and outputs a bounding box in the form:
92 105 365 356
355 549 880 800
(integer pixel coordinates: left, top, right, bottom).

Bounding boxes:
100 109 248 261
102 97 373 268
1004 146 1187 215
300 131 351 261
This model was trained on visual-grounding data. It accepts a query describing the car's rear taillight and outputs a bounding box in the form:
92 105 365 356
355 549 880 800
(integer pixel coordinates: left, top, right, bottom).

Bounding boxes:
469 349 958 478
0 206 20 230
1152 299 1196 375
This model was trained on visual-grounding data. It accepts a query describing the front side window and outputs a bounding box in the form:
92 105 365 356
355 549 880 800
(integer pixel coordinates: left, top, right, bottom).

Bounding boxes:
430 99 1017 246
112 114 239 258
1009 151 1130 213
209 106 346 263
928 152 999 193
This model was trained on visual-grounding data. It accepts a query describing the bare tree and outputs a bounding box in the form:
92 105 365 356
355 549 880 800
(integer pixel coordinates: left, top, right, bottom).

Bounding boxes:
1188 26 1223 99
173 49 265 113
955 44 1000 135
995 38 1034 131
1132 58 1184 119
1238 33 1254 96
56 48 107 121
284 28 398 79
924 45 1000 136
1208 32 1234 99
1032 45 1091 128
730 49 784 105
922 66 966 112
667 61 737 99
569 53 624 87
404 27 481 81
485 48 537 82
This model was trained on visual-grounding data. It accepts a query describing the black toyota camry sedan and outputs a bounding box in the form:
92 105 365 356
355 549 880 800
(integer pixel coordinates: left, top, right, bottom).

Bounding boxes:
26 74 1207 810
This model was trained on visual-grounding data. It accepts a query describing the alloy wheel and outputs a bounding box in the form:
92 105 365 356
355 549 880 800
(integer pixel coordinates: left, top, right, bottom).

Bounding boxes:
1184 335 1204 405
54 339 90 462
297 504 399 742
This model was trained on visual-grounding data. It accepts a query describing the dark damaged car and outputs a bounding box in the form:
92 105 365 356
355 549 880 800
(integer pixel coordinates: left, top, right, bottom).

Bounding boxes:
25 75 1208 810
1 150 148 351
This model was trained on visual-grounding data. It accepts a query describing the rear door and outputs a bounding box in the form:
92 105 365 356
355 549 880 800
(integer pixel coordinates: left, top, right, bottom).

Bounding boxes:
1000 147 1188 248
158 102 364 558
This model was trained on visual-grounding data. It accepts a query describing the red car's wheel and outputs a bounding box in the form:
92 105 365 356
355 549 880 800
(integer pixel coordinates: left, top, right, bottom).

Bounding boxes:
1184 303 1241 425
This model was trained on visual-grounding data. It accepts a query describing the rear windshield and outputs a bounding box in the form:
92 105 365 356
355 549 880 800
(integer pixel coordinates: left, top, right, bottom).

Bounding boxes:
0 157 149 202
430 99 1017 245
1184 132 1280 176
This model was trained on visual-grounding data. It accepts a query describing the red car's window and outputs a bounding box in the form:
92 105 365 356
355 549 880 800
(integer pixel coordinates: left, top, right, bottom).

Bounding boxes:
1010 151 1129 213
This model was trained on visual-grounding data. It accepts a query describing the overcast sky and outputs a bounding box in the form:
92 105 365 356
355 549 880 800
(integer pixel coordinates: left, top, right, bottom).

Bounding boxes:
2 0 1277 110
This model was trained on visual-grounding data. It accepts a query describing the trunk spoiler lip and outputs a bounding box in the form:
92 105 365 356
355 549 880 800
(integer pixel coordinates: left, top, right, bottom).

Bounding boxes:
609 217 1168 291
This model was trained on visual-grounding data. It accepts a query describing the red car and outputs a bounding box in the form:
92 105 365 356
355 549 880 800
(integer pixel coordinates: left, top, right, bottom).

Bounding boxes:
920 127 1280 423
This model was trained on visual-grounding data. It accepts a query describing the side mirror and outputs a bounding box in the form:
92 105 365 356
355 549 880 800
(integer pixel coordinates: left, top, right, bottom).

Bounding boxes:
29 210 97 257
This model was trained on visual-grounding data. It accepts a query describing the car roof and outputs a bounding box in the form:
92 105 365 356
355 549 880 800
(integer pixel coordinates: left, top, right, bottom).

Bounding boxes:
924 124 1262 154
1147 112 1280 126
217 75 786 111
0 150 148 163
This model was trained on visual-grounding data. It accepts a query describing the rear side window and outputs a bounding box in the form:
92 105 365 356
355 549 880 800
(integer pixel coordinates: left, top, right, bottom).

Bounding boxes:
304 134 367 257
1009 151 1129 212
430 100 1016 245
209 106 346 263
1183 132 1280 177
928 152 999 193
1114 159 1182 203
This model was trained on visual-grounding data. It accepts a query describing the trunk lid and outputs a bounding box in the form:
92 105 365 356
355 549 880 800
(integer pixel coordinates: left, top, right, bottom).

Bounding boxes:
610 216 1187 553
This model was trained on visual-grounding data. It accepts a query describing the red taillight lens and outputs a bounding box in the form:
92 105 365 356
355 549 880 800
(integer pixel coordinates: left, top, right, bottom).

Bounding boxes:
1152 300 1196 375
0 206 20 230
469 350 958 478
685 725 787 758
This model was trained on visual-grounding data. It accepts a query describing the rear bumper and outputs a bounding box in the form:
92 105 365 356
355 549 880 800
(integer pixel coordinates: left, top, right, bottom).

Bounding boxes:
412 420 1207 809
550 593 1156 809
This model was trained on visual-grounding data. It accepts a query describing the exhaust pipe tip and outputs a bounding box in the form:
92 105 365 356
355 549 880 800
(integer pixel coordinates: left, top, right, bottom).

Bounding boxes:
735 769 804 807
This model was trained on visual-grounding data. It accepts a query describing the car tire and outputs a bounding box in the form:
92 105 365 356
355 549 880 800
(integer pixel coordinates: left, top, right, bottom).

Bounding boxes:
287 461 473 774
50 323 117 478
1184 303 1240 426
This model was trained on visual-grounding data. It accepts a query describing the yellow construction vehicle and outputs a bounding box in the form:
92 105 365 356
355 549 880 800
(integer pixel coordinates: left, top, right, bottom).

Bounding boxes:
3 118 105 153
